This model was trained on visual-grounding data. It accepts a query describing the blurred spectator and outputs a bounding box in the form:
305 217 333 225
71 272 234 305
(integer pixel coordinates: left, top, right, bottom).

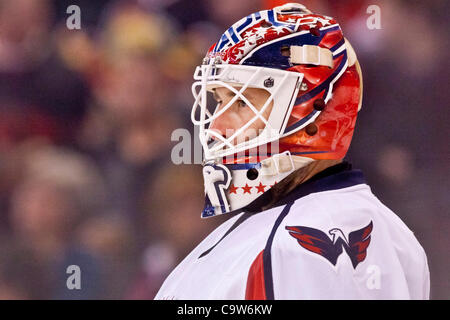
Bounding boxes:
144 164 220 259
125 164 221 299
165 0 209 29
76 214 137 299
78 3 179 164
203 0 263 30
0 0 90 148
7 143 107 298
75 4 184 239
0 241 47 299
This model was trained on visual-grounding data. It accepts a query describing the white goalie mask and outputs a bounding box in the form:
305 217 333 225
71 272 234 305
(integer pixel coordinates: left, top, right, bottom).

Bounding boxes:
191 59 313 218
191 60 303 162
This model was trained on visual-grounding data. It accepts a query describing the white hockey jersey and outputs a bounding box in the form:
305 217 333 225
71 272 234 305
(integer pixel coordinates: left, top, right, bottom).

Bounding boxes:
155 164 430 300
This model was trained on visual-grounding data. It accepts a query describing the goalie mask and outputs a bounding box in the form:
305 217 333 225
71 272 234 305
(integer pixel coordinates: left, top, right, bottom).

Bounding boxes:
191 3 363 218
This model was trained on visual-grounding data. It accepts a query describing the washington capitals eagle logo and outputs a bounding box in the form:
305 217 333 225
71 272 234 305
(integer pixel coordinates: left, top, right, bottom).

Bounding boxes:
285 221 373 269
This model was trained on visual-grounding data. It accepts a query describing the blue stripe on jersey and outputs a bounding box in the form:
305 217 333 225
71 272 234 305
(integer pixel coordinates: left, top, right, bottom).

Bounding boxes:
261 164 365 299
263 201 294 300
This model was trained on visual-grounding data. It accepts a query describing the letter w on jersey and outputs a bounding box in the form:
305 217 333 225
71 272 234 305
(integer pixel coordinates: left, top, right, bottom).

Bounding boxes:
286 221 373 269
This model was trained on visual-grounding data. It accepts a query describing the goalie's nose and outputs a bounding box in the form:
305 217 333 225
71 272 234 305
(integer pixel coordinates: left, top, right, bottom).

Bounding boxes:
209 117 234 140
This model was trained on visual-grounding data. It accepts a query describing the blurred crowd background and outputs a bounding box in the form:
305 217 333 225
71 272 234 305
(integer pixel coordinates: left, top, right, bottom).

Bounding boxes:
0 0 448 299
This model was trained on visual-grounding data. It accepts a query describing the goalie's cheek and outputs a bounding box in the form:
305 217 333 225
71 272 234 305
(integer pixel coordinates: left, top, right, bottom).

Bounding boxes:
209 110 247 139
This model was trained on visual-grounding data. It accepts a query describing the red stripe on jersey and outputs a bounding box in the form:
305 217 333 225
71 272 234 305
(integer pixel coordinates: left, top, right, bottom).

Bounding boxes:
245 250 267 300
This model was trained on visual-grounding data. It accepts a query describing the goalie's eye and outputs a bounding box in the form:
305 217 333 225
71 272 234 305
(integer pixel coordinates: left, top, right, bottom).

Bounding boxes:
237 99 247 108
212 90 222 104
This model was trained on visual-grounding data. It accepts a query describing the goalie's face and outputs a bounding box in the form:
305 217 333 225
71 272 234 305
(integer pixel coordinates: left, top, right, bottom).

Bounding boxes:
209 87 274 146
191 63 302 161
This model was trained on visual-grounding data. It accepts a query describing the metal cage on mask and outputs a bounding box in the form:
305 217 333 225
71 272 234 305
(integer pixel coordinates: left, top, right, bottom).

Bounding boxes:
191 59 305 162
